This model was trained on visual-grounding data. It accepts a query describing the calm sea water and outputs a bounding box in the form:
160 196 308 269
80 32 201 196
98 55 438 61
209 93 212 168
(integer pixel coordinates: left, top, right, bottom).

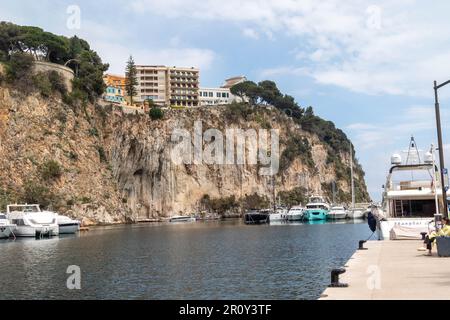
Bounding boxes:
0 219 372 300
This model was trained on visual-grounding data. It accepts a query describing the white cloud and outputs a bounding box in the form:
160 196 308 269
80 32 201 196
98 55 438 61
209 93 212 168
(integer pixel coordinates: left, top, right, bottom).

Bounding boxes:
242 28 259 40
129 0 450 97
93 42 216 75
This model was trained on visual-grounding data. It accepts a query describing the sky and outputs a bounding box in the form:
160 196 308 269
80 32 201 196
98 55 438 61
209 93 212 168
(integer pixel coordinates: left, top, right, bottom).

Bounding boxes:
3 0 450 201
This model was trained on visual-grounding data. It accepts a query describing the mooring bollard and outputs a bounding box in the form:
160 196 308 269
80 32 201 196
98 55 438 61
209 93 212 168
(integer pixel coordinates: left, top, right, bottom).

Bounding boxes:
329 268 348 288
358 240 368 250
421 232 427 241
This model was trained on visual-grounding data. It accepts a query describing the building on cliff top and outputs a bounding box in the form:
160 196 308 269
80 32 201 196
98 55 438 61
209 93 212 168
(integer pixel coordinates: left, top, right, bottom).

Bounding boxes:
135 65 200 108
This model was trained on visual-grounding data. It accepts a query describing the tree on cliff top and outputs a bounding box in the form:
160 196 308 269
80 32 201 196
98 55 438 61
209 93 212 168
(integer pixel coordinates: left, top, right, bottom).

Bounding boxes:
125 55 138 105
0 22 109 102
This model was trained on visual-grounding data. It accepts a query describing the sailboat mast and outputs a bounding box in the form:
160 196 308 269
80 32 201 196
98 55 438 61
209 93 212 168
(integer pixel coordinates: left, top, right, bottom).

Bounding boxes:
350 143 355 208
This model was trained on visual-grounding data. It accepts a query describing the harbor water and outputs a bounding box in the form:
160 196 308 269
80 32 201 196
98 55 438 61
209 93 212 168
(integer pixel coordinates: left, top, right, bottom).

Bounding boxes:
0 220 372 300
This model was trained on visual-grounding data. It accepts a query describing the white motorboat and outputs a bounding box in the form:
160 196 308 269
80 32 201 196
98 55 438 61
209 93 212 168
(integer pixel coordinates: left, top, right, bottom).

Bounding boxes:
347 208 365 220
371 137 440 240
6 204 59 237
327 206 348 220
57 215 81 234
269 207 288 222
286 206 304 221
0 213 16 239
169 215 196 223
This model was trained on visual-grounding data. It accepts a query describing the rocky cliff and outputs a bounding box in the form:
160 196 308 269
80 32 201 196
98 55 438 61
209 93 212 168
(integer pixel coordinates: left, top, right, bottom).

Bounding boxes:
0 86 370 224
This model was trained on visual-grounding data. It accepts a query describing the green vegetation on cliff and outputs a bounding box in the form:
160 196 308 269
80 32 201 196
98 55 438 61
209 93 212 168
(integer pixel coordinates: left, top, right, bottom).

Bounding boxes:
230 80 370 203
0 21 109 102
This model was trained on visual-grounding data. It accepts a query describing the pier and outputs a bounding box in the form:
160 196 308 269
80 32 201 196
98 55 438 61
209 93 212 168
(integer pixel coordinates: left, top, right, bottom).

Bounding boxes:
320 240 450 300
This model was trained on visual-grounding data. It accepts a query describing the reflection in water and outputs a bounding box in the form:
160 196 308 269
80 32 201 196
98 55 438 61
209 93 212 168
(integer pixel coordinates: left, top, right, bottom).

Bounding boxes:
0 219 371 300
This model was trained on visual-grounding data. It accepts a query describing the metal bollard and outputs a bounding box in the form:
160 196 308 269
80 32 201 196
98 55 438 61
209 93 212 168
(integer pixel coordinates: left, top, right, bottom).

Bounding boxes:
358 240 368 250
421 232 427 241
329 268 348 288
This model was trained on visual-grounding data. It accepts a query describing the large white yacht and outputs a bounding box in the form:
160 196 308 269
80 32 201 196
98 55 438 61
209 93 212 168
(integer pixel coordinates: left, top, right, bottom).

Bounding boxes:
6 204 59 237
371 137 440 240
303 196 330 221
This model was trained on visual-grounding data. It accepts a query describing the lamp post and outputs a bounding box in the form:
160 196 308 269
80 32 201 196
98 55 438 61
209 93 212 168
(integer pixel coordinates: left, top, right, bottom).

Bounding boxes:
433 80 450 217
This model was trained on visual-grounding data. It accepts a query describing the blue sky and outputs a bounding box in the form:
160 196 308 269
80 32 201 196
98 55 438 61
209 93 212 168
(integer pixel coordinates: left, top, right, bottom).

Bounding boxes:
3 0 450 201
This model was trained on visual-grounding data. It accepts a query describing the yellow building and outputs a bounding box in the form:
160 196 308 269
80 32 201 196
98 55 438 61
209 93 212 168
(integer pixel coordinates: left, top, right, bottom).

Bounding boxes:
103 74 126 105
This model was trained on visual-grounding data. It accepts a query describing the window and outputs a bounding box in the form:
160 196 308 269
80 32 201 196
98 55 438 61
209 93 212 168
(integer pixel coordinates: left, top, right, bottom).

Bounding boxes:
222 93 227 98
216 92 221 98
209 92 213 97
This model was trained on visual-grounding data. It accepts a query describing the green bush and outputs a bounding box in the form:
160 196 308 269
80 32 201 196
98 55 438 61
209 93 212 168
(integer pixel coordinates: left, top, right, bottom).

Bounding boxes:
40 160 62 181
242 193 270 210
200 194 239 214
47 70 67 95
22 180 55 208
80 196 91 204
5 52 34 81
280 136 315 171
278 187 308 208
223 102 253 123
96 146 107 163
33 72 52 97
149 107 164 120
89 127 99 137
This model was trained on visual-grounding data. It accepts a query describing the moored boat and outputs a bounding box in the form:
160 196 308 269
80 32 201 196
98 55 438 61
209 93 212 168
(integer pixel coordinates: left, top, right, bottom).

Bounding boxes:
371 137 441 240
0 213 16 239
169 215 196 223
286 206 304 221
244 210 269 225
269 207 288 222
327 206 348 220
57 215 81 234
6 204 59 237
303 196 329 221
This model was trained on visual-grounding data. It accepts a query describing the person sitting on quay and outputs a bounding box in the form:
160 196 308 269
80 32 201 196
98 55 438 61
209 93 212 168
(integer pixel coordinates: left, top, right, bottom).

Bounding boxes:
417 217 450 254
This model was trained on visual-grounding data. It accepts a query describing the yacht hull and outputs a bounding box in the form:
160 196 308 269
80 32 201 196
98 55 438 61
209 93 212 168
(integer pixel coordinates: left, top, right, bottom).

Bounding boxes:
244 213 269 225
59 223 80 234
269 213 286 222
377 218 433 240
0 225 15 239
304 210 327 221
14 225 59 237
286 213 303 221
327 212 347 220
348 210 364 219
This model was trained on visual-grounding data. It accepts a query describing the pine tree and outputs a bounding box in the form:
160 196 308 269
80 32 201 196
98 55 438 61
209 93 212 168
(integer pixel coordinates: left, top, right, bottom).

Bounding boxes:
125 55 138 105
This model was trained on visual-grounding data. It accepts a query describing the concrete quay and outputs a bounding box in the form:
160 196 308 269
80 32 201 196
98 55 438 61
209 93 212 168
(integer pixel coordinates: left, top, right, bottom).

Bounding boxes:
320 240 450 300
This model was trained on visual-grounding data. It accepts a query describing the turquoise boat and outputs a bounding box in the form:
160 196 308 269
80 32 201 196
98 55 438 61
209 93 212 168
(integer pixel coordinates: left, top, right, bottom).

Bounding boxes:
303 196 329 221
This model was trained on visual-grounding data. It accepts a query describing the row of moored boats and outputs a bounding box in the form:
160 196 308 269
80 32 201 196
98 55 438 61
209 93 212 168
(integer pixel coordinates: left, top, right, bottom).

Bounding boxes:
244 196 371 224
0 204 81 239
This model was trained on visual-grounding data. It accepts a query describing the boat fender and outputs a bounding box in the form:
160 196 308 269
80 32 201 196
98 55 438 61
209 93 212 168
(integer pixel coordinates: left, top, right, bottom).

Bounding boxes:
367 212 377 233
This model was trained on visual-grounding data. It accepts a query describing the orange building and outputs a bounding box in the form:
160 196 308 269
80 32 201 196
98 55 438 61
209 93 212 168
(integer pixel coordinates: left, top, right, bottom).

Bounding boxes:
103 74 126 90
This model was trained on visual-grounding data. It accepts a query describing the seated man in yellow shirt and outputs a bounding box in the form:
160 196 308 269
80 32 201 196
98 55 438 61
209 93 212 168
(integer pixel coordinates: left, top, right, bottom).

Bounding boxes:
418 217 450 254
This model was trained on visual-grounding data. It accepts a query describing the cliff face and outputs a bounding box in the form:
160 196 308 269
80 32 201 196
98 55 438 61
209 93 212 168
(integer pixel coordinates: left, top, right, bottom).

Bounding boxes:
0 87 370 224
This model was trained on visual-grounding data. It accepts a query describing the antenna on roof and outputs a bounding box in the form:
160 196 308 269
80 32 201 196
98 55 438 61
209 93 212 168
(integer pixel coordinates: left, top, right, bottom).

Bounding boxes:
404 135 422 165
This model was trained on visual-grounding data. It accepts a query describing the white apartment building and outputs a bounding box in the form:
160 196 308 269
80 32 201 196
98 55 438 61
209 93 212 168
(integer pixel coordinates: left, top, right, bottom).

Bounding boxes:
135 65 199 107
199 87 237 106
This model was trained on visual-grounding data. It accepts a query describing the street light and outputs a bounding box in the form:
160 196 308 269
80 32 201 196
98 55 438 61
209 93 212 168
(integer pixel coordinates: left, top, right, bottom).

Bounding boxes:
433 80 450 217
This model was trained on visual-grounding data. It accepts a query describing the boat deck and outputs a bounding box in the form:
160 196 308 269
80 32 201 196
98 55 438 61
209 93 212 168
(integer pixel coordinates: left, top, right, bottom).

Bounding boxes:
320 240 450 300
